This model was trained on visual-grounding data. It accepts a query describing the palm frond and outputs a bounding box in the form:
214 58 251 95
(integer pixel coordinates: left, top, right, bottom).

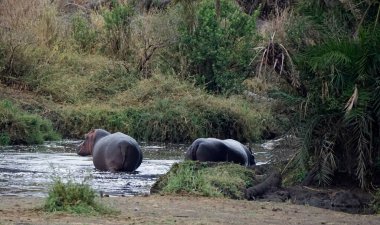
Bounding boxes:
317 142 337 186
344 110 374 189
306 39 359 73
372 84 380 120
344 85 358 114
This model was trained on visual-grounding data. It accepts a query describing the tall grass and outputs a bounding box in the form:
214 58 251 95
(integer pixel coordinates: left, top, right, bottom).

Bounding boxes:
152 161 256 199
0 99 60 145
44 178 116 215
117 75 273 142
0 0 276 144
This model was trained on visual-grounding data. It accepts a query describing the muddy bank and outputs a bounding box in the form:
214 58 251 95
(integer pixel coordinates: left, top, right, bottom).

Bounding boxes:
251 184 375 214
0 195 379 225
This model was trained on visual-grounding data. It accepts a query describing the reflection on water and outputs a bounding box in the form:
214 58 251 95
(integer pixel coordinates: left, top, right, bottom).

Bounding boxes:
0 140 271 197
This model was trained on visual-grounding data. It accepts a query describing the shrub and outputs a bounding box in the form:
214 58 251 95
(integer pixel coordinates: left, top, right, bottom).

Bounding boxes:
294 27 380 189
0 132 10 145
72 14 98 52
0 99 60 144
178 0 258 94
44 178 115 215
102 2 134 59
50 107 131 138
111 75 272 143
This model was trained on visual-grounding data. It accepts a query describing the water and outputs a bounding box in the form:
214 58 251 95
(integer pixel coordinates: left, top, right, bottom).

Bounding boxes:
0 140 272 197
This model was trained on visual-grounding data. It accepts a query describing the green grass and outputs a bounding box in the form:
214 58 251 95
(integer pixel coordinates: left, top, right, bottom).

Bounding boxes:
0 99 60 145
44 178 117 215
0 1 276 144
152 161 256 199
42 74 273 142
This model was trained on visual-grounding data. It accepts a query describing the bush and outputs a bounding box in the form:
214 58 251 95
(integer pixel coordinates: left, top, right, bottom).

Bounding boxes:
72 15 98 52
294 27 380 189
112 75 272 143
152 161 256 199
102 2 134 59
44 178 115 215
50 107 131 138
0 132 10 145
49 74 272 142
0 99 60 144
178 0 258 94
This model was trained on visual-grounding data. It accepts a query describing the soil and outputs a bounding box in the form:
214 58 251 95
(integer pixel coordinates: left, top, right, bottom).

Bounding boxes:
0 195 379 225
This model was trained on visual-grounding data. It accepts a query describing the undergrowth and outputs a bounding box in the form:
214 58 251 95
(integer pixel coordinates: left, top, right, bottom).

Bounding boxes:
44 178 117 215
0 0 276 144
151 161 256 199
0 99 60 145
47 75 272 142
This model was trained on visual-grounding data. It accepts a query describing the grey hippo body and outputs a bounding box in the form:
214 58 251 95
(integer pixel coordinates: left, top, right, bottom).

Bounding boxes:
77 129 143 172
185 138 255 166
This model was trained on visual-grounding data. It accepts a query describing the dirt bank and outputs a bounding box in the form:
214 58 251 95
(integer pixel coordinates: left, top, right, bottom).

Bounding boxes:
0 195 379 225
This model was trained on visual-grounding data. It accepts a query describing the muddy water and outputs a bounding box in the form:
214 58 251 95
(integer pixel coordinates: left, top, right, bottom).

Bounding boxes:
0 140 271 197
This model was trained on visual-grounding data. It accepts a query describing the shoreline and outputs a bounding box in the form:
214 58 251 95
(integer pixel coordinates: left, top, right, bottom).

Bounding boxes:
0 195 379 225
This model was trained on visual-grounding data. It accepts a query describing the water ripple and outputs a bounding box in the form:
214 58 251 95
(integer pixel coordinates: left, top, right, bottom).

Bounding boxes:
0 140 271 197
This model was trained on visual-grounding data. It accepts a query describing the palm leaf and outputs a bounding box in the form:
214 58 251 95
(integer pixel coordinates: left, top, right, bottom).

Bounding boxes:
316 137 337 186
344 109 373 189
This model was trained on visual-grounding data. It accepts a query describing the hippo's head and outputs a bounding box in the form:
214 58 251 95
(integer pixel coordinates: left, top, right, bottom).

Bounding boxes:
77 129 111 156
77 129 97 156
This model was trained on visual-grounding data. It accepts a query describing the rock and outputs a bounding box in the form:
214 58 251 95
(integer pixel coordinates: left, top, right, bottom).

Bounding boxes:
245 171 282 200
331 191 361 208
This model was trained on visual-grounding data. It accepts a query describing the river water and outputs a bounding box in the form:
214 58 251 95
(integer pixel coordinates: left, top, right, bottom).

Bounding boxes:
0 140 272 197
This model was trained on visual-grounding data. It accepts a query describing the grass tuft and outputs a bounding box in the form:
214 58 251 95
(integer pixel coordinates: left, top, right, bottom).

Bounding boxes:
44 178 117 215
152 161 256 199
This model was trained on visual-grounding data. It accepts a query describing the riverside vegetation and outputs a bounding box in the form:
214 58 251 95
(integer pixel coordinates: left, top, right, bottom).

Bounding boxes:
0 0 274 145
43 178 117 215
1 0 380 210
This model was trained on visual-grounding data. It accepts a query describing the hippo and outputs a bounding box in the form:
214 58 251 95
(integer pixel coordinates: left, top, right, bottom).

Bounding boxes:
77 129 143 172
185 138 255 166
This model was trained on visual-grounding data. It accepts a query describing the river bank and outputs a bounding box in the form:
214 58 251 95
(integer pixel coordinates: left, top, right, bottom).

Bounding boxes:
0 195 379 225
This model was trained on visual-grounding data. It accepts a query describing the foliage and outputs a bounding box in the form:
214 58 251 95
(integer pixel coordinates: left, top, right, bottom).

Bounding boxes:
178 0 258 94
115 75 272 142
0 0 274 145
294 27 380 189
49 107 131 139
51 78 272 143
44 178 116 215
71 14 98 52
0 132 10 145
102 1 134 59
86 62 138 97
159 161 220 197
152 161 256 199
371 188 380 213
0 100 60 145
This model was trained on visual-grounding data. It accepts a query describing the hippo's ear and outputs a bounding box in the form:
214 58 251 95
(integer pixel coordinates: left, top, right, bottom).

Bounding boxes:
78 130 97 156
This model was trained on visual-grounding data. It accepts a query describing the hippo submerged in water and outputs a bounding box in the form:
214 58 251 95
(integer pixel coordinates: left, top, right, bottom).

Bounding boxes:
185 138 255 166
77 129 143 172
